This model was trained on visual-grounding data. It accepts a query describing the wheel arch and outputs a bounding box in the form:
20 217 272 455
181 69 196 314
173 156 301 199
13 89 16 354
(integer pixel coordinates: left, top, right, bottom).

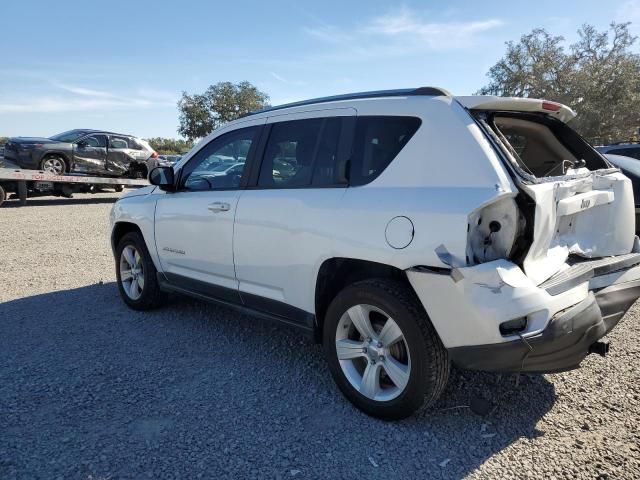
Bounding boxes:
39 151 71 170
313 257 413 343
111 221 143 255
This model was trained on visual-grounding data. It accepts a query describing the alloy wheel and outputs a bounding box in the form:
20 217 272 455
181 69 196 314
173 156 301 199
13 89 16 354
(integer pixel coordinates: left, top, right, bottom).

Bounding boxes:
42 157 65 175
119 245 145 300
335 304 411 401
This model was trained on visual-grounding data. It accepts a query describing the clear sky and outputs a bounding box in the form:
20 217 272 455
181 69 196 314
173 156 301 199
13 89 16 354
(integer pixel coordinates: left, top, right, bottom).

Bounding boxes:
1 0 639 139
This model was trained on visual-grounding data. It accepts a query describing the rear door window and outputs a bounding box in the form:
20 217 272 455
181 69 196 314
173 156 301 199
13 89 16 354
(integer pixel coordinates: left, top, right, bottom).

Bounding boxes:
348 116 421 186
109 136 130 149
258 117 344 188
80 135 107 148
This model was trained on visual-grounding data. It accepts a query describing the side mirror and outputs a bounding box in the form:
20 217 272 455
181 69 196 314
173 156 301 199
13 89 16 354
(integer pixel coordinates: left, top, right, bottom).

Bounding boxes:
149 166 175 191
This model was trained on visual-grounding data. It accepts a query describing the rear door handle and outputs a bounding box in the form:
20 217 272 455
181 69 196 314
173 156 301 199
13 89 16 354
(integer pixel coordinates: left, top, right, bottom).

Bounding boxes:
208 201 231 213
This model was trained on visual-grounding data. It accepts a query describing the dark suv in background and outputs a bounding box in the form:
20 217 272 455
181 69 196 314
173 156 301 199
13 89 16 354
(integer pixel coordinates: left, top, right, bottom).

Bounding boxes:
596 142 640 159
4 129 159 178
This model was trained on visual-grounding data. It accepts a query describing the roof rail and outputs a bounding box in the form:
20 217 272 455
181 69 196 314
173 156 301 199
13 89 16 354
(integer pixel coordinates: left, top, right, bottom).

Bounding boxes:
244 86 450 117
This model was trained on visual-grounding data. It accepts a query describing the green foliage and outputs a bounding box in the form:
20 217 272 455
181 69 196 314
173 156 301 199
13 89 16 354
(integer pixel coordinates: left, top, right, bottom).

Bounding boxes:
0 137 8 146
145 137 194 155
479 23 640 144
177 81 270 140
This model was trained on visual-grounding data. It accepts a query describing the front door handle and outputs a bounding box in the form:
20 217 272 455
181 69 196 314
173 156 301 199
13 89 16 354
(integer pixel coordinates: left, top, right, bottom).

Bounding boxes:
208 201 231 213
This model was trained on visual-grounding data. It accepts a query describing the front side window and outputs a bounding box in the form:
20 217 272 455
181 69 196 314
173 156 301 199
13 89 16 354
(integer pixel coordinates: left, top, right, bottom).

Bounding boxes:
348 116 421 186
258 117 343 188
180 126 258 191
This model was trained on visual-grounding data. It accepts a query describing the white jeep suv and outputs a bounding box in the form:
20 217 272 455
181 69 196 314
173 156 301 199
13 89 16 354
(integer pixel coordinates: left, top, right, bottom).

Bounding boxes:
110 87 640 419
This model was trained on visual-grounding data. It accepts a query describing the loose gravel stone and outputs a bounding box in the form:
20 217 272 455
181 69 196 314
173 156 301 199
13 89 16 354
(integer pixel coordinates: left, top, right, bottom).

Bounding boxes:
0 192 639 479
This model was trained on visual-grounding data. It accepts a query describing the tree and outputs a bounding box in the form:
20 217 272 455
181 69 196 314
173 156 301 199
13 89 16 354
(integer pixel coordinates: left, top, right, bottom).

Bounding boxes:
177 81 270 140
145 137 194 155
478 23 640 144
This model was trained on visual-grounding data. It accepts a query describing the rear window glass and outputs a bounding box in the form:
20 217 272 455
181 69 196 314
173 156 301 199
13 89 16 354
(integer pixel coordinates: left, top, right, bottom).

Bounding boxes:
349 116 421 186
490 113 607 178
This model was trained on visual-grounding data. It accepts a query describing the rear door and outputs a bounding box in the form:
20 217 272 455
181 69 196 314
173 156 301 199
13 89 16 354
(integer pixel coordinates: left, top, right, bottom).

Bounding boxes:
154 120 264 300
73 134 108 174
233 108 355 319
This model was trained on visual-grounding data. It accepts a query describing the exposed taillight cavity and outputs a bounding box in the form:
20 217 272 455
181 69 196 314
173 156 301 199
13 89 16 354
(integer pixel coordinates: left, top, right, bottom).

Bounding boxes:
542 100 562 112
466 196 525 265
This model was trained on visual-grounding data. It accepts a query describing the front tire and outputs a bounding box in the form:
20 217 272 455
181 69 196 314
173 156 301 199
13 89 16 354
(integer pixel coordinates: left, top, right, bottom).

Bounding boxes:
323 278 449 420
115 232 165 310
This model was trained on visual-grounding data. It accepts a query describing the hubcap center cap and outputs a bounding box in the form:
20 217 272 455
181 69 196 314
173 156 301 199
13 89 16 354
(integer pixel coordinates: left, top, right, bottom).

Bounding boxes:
366 341 385 362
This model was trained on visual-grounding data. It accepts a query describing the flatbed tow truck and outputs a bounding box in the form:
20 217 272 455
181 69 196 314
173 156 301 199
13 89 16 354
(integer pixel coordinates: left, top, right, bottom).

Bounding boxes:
0 166 148 207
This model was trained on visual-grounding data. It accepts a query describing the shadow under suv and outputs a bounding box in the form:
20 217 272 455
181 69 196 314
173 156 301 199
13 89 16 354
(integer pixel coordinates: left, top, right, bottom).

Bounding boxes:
4 129 159 178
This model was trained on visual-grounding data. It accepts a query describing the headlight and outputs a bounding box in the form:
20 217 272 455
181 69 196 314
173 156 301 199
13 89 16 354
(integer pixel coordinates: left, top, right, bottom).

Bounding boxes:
466 196 525 264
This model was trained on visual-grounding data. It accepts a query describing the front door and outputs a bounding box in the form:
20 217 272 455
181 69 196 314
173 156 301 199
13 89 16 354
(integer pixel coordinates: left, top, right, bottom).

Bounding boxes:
73 134 108 174
154 121 263 302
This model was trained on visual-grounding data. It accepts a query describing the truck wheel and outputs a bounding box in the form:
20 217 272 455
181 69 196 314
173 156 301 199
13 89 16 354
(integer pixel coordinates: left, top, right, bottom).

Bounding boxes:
115 231 165 310
0 184 5 207
323 278 450 420
40 156 67 175
17 181 27 206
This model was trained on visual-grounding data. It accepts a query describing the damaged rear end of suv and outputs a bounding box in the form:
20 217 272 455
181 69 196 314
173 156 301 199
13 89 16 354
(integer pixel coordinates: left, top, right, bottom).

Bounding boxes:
410 96 640 374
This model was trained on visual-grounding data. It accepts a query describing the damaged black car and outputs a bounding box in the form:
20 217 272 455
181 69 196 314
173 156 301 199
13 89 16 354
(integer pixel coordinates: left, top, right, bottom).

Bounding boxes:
3 129 159 178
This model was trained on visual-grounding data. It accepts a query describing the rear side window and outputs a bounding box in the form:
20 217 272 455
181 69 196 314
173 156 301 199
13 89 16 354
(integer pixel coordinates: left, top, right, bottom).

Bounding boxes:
348 116 421 186
129 138 145 151
258 117 344 188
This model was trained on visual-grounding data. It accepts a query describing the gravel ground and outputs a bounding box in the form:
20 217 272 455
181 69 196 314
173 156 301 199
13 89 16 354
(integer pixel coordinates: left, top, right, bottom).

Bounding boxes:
0 192 639 479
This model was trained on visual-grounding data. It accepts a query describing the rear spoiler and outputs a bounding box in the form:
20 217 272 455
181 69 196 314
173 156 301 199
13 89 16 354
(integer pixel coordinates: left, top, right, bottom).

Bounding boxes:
456 96 576 123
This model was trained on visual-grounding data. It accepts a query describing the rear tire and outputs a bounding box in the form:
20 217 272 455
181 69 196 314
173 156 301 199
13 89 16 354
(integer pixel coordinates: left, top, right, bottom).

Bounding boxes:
40 155 67 175
323 278 449 420
0 185 5 207
115 232 165 310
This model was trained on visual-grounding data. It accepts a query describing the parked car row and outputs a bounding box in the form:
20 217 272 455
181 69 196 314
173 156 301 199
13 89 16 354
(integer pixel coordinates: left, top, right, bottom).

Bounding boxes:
110 87 640 419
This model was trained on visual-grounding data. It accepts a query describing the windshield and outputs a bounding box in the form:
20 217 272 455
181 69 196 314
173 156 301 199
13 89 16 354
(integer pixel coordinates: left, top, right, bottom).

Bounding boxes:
49 130 87 142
